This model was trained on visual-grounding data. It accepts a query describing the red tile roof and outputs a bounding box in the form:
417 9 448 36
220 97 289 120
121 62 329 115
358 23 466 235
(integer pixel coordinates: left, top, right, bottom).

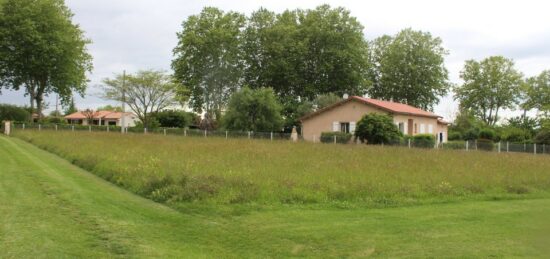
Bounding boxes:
300 96 442 121
64 111 133 120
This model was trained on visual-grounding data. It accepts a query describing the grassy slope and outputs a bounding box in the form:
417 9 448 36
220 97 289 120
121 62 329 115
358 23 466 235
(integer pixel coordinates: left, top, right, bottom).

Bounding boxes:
1 136 550 257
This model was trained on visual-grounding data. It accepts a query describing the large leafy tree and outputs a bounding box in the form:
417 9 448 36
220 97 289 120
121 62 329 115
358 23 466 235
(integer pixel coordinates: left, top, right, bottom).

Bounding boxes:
367 28 450 110
242 5 370 129
172 7 245 121
524 70 550 116
102 70 179 128
454 56 523 126
0 0 92 119
222 87 283 132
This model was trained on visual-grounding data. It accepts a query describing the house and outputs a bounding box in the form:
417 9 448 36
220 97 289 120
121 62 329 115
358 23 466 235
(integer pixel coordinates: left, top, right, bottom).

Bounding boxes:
300 96 449 143
64 111 138 127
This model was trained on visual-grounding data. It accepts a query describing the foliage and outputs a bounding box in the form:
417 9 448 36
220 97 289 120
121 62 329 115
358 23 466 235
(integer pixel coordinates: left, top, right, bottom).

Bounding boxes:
367 28 450 110
320 132 352 144
505 116 539 137
441 140 466 150
63 97 77 115
448 131 463 141
172 7 245 120
222 87 283 132
478 128 496 141
354 113 401 144
500 127 531 143
463 128 480 140
313 93 343 110
0 0 92 118
535 130 550 145
412 134 436 148
523 70 550 115
0 103 30 122
97 105 122 112
153 110 197 128
454 56 523 125
102 70 178 128
81 109 95 125
242 6 369 102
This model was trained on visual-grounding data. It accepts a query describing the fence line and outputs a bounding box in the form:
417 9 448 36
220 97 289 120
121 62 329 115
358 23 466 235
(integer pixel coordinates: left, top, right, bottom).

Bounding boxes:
9 123 550 156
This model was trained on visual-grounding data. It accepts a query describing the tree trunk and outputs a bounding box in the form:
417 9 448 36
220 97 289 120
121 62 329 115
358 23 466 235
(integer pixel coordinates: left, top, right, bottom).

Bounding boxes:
36 93 44 121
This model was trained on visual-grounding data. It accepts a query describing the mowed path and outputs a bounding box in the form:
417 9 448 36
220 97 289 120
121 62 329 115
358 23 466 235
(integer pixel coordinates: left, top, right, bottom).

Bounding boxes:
1 135 549 258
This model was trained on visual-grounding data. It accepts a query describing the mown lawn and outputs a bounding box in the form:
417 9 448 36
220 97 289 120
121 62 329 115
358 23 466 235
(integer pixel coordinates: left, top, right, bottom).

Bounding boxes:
1 136 550 257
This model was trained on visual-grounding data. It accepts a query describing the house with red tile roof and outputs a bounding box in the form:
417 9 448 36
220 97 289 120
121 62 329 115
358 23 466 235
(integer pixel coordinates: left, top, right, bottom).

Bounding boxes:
64 111 138 127
300 96 449 143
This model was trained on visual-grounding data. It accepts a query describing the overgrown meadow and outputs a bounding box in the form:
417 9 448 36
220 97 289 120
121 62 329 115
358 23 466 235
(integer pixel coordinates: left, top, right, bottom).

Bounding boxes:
14 131 550 207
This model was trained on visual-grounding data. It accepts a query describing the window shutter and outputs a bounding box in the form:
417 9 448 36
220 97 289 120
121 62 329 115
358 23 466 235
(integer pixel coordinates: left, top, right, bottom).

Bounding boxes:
332 121 339 132
350 122 356 133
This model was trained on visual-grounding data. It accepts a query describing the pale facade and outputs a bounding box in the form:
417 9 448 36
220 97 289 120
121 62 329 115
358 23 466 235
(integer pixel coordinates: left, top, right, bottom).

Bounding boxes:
300 97 448 143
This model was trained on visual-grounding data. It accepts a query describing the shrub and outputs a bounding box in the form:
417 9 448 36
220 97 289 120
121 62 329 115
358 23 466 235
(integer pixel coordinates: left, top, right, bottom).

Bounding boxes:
476 139 494 151
478 128 496 141
463 128 479 140
500 127 531 143
412 134 435 148
535 130 550 145
0 104 30 122
354 113 401 144
448 131 462 141
441 140 465 150
320 132 352 144
153 110 198 128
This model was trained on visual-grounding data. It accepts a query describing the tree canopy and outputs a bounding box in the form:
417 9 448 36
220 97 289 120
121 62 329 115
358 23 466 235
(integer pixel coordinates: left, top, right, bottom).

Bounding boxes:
222 87 283 132
454 56 523 126
0 0 92 118
102 70 179 128
367 28 450 110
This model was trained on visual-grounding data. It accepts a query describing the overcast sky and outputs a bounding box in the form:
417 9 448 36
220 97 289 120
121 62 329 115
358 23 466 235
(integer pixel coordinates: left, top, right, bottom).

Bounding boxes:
1 0 549 121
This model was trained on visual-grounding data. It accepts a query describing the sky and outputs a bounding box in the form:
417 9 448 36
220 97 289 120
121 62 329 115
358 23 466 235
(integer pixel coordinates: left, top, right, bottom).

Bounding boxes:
1 0 549 121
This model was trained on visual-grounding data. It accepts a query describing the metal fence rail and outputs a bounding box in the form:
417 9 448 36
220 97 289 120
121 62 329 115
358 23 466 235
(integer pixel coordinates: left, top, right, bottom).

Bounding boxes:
9 123 550 155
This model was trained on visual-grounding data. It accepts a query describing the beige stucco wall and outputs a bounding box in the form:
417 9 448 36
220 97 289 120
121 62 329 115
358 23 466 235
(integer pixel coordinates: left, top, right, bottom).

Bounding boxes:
301 99 448 142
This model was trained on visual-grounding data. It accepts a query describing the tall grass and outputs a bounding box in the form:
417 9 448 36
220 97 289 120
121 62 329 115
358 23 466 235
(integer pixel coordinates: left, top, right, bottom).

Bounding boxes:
13 131 550 206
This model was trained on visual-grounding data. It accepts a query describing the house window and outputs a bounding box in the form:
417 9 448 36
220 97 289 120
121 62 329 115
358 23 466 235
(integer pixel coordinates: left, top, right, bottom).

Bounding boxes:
398 122 405 134
340 122 350 133
108 121 116 126
428 124 433 134
420 124 426 134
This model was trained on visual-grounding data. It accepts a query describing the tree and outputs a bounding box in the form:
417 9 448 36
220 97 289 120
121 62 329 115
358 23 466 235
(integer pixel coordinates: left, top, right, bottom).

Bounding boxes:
0 0 92 119
354 113 402 144
63 97 77 115
172 7 245 120
314 93 342 110
524 70 550 116
454 56 523 126
153 110 197 128
81 108 95 125
222 87 283 132
102 70 178 128
367 28 450 110
97 105 122 112
0 104 30 122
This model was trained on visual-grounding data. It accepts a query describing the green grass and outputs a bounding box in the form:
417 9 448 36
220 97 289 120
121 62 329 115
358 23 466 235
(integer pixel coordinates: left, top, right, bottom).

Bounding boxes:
13 131 550 207
2 136 550 257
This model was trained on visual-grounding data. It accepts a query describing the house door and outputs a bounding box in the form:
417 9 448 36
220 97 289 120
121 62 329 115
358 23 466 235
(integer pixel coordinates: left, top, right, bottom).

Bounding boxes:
407 119 413 135
439 132 444 143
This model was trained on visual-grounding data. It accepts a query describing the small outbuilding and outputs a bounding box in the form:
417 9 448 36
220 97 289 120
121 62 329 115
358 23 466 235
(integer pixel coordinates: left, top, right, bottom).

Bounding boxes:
300 96 449 143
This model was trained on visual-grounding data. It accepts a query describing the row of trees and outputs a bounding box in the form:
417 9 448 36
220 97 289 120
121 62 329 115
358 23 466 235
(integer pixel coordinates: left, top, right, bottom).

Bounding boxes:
172 5 451 131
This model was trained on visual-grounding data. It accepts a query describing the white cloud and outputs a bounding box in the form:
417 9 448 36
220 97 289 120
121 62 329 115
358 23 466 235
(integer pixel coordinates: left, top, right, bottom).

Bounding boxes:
1 0 549 121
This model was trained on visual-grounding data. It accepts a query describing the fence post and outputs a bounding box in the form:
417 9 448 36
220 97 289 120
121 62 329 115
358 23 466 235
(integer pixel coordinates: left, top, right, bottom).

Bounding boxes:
270 132 273 141
72 125 74 132
498 142 501 153
144 128 147 134
475 139 478 150
465 140 468 151
22 123 25 130
507 142 509 152
225 131 228 139
333 135 337 144
524 143 526 152
163 129 166 136
184 129 187 137
534 143 537 155
107 126 110 132
39 124 41 131
55 124 58 131
408 139 411 148
544 144 546 154
88 125 91 132
248 131 251 139
204 130 207 138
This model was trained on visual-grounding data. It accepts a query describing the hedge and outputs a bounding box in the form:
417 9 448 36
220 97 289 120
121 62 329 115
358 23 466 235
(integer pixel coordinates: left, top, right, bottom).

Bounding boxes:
320 132 352 144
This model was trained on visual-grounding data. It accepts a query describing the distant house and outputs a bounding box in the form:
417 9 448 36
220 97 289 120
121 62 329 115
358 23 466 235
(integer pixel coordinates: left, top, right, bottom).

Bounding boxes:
64 111 138 127
300 96 449 143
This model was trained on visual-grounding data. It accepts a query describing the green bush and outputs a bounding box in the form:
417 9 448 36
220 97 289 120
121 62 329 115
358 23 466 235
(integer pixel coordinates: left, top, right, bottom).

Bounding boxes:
476 139 494 151
448 131 462 141
441 140 465 150
354 113 401 144
535 130 550 145
412 134 435 148
478 129 496 141
0 104 30 122
320 132 352 144
463 128 479 140
500 127 531 143
153 110 198 128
